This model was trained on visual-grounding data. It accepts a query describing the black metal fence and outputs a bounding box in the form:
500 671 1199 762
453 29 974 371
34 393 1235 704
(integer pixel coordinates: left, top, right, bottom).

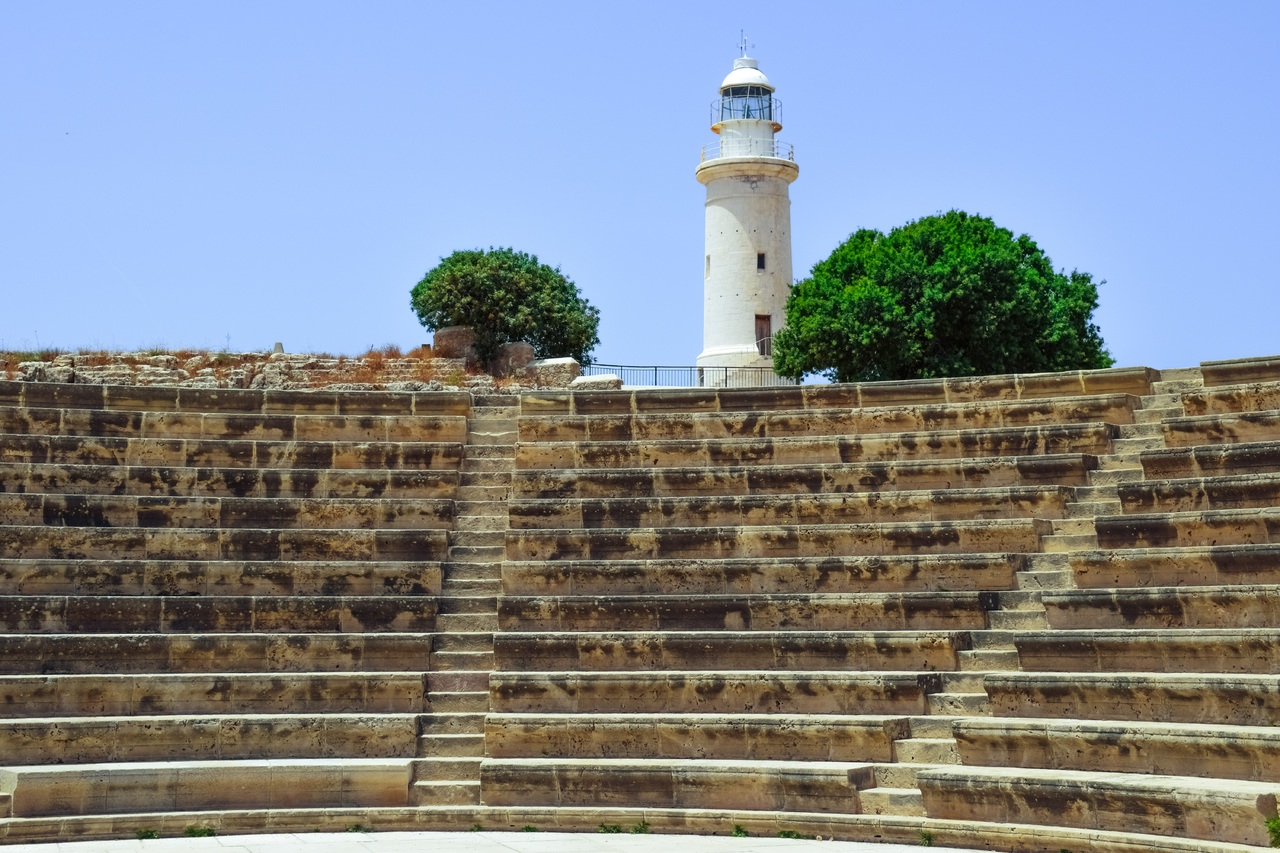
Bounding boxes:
581 363 799 388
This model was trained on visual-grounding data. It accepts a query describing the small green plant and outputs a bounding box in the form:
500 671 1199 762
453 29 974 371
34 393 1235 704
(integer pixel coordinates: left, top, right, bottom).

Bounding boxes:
445 367 466 387
598 824 623 833
345 823 369 833
629 820 651 834
1267 817 1280 851
731 824 749 837
470 823 483 832
919 829 935 846
183 825 216 837
136 829 160 840
778 829 816 840
520 825 538 832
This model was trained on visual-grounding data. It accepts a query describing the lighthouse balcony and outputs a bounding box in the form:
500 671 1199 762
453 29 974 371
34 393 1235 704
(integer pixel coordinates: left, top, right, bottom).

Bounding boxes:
700 138 795 162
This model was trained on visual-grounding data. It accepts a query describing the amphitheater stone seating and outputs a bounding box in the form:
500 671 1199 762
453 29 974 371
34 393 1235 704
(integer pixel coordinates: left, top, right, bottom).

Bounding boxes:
2 357 1280 852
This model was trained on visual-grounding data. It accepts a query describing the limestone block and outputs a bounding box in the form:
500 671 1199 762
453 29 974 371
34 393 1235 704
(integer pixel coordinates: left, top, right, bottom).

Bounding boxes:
525 358 581 389
570 374 623 391
1163 411 1280 448
1200 354 1280 387
985 672 1280 727
1042 584 1280 630
491 341 536 378
1069 544 1280 589
1096 507 1280 550
1013 628 1280 673
432 326 476 361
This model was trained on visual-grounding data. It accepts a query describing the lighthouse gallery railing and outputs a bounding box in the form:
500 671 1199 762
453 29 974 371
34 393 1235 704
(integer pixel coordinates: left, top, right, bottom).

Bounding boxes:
700 139 795 162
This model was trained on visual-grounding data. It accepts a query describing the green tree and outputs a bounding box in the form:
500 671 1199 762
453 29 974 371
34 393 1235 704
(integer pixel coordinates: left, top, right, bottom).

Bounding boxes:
410 247 600 366
773 210 1113 382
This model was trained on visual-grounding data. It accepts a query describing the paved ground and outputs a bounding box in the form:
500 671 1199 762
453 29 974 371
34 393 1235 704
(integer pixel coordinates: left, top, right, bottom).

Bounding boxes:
4 832 983 853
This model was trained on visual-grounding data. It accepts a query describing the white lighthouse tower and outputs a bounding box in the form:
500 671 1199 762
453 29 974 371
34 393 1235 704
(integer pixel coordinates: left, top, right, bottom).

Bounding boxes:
695 42 798 382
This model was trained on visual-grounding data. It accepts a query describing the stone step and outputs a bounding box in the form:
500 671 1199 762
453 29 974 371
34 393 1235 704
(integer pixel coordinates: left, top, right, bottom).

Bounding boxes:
508 486 1074 531
465 444 515 460
445 545 505 563
893 737 960 765
0 558 440 597
0 713 420 764
1152 378 1204 395
495 631 972 673
479 757 875 812
0 672 427 717
418 712 485 734
0 432 464 471
954 716 1280 782
484 713 909 762
1048 517 1094 535
1117 422 1165 439
1 757 413 817
499 592 990 633
501 553 1024 597
1139 392 1185 408
0 382 471 417
1112 436 1167 453
425 670 489 693
517 393 1138 443
0 406 468 443
1013 628 1280 673
459 458 514 474
855 787 925 816
514 454 1099 501
985 610 1047 630
460 471 511 488
1042 584 1280 629
490 671 942 716
1141 441 1280 479
0 461 459 500
1134 406 1181 425
1039 533 1098 552
453 515 507 533
455 485 508 502
434 613 498 633
1096 454 1143 471
432 632 493 652
427 690 489 713
411 756 483 782
1066 500 1121 518
1069 543 1280 588
0 633 434 674
1014 570 1075 591
957 649 1021 671
1163 411 1280 448
926 693 990 716
466 430 517 446
409 779 480 806
1096 507 1280 549
1087 466 1145 485
454 500 508 517
1182 380 1280 415
416 733 485 757
918 765 1277 847
0 492 453 531
0 594 437 634
1157 367 1204 384
430 651 494 672
517 423 1119 471
986 671 1280 726
508 518 1052 562
0 525 448 562
450 530 505 549
436 596 497 615
440 579 500 596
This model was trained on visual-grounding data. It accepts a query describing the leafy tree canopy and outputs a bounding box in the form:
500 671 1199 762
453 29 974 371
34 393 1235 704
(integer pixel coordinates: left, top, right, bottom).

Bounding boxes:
410 247 600 366
773 210 1113 383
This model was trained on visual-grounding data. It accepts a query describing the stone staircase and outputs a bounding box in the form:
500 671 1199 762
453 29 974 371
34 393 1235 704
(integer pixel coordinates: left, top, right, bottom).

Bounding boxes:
413 395 516 807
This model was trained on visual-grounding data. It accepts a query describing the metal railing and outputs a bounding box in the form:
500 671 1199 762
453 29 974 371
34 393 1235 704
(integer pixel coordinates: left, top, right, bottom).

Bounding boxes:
581 363 799 388
700 138 795 162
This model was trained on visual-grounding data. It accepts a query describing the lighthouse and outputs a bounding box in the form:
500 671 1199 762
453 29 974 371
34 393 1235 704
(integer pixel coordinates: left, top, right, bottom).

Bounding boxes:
695 44 798 381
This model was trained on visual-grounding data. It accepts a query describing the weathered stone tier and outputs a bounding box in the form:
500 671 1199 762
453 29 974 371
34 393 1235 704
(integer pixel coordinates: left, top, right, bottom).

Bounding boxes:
0 434 463 470
502 554 1023 597
513 455 1096 499
2 462 459 499
518 394 1137 442
1042 584 1280 628
507 519 1050 561
489 671 940 715
1013 628 1280 672
1139 440 1280 478
485 713 910 761
1096 507 1280 549
1069 544 1280 588
509 487 1073 531
516 423 1118 470
1162 411 1280 447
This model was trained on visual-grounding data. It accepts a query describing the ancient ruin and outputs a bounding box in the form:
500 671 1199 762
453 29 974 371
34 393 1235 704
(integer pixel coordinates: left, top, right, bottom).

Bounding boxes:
0 354 1278 849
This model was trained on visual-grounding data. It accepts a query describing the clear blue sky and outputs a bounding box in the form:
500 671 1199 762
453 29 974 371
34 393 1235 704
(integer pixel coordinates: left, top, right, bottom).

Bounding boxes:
2 1 1276 370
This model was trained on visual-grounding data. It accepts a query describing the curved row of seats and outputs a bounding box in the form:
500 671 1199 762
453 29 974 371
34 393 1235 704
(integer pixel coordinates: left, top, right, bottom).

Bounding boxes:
0 381 469 827
487 359 1280 850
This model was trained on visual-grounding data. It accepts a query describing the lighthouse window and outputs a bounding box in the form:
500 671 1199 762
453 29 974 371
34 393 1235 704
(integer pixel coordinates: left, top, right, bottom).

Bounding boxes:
720 85 773 122
705 255 711 278
757 253 766 270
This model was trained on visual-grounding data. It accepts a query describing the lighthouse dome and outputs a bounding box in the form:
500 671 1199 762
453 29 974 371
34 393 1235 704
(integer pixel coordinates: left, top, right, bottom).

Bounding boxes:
720 57 774 92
